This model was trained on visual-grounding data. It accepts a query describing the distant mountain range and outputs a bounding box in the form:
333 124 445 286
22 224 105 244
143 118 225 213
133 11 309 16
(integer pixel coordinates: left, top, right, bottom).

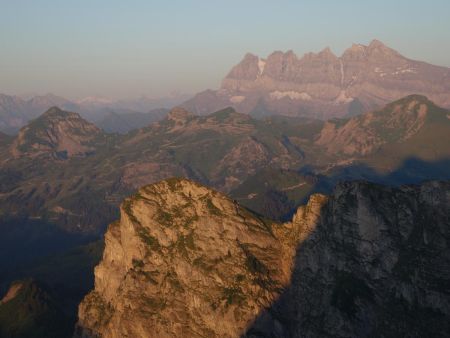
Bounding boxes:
95 108 169 134
1 94 450 337
0 93 188 134
3 40 449 134
183 40 450 119
1 94 449 235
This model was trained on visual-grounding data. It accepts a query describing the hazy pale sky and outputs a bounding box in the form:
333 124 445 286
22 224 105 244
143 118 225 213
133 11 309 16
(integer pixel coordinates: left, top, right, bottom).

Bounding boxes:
1 0 450 100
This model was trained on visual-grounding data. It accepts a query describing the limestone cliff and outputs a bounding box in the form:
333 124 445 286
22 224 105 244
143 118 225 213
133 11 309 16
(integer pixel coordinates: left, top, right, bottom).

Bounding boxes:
183 40 450 118
76 179 450 337
76 178 296 337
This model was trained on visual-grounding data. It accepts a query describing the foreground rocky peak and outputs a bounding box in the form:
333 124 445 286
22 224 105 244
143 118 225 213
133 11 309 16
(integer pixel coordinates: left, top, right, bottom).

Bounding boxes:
77 179 450 337
11 106 103 159
76 178 296 337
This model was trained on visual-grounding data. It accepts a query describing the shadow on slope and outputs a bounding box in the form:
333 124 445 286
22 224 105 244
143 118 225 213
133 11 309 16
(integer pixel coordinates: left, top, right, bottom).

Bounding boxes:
235 156 450 222
0 217 96 274
0 240 104 338
0 215 102 337
0 279 76 338
243 180 450 337
321 157 450 187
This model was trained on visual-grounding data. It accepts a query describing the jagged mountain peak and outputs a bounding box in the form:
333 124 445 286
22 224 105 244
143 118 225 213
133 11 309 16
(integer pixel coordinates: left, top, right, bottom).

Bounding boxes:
209 106 247 120
41 106 75 118
368 38 386 48
76 177 294 337
167 107 194 121
342 39 398 57
11 107 102 159
319 46 336 57
186 40 450 118
242 52 259 60
76 179 450 337
377 94 448 123
342 42 368 54
27 93 73 108
315 95 450 156
387 94 434 107
30 106 98 129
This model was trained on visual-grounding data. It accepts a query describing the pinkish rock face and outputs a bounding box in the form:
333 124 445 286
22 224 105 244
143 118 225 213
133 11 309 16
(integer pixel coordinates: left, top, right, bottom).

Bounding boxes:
183 40 450 119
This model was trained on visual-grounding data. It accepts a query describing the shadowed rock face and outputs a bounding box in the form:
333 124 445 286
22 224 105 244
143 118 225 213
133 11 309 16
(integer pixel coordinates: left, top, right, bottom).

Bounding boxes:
0 279 73 338
183 40 450 118
245 180 450 337
76 178 450 338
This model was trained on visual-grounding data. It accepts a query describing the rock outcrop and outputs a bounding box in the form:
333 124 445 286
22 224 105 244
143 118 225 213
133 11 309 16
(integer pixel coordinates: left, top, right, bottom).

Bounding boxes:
76 178 294 337
315 94 450 156
183 40 450 118
76 178 450 337
11 106 103 159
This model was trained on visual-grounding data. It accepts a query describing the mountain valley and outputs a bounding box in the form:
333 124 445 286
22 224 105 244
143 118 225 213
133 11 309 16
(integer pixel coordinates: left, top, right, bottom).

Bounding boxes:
0 83 450 338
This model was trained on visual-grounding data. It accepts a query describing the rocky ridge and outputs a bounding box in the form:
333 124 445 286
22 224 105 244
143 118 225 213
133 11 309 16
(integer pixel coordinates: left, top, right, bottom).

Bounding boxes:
10 107 103 159
76 178 295 337
76 178 450 337
183 40 450 118
1 95 449 234
315 94 450 156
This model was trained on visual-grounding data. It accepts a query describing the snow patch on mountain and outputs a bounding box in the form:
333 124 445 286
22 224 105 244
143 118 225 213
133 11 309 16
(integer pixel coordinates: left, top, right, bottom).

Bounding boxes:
270 91 312 101
335 90 353 104
392 68 417 75
258 58 266 75
230 96 246 104
77 96 113 105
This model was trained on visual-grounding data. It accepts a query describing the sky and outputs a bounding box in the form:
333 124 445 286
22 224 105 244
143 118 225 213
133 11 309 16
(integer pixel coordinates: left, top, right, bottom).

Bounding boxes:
1 0 450 100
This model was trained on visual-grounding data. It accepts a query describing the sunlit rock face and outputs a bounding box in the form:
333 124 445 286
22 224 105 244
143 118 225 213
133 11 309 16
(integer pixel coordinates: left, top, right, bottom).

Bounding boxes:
183 40 450 119
74 178 320 337
76 178 450 338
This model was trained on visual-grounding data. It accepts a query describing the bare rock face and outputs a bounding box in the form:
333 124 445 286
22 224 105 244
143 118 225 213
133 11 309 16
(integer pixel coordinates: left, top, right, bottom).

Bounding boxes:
75 178 296 337
252 180 450 337
183 40 450 118
76 179 450 337
315 94 450 156
11 107 103 159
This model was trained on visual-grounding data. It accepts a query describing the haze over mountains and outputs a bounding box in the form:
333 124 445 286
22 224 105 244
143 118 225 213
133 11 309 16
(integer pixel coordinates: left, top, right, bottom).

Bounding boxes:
2 40 450 136
0 93 187 134
1 39 450 338
1 94 449 237
183 40 450 118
